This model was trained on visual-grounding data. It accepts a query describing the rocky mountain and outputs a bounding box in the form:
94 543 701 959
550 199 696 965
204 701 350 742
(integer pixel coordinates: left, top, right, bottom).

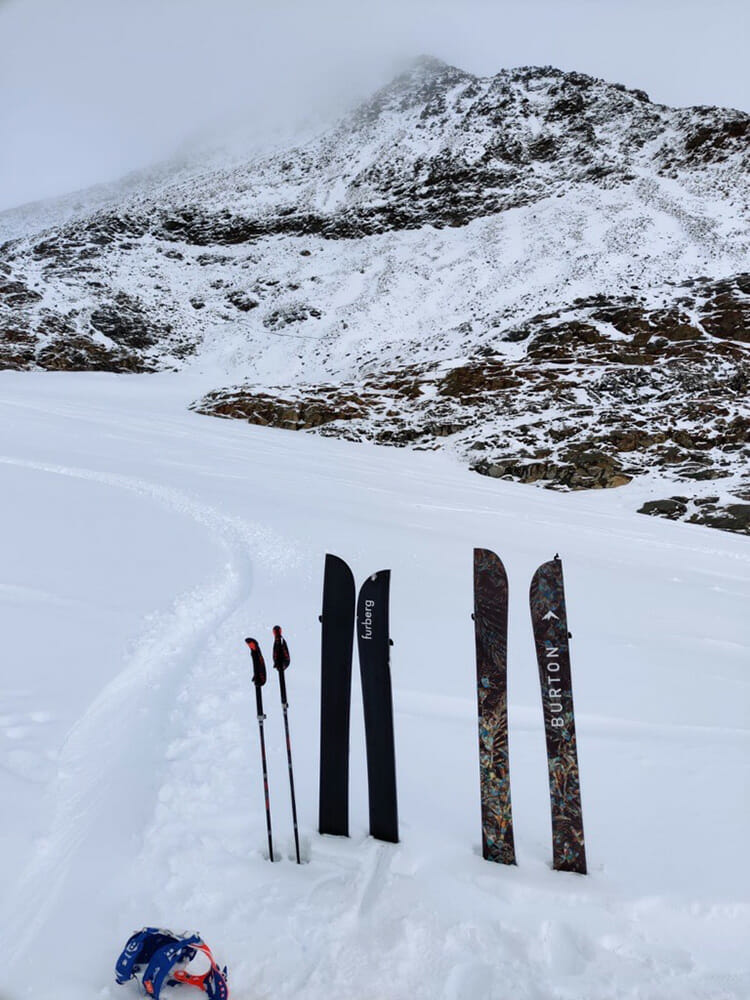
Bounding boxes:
1 57 748 531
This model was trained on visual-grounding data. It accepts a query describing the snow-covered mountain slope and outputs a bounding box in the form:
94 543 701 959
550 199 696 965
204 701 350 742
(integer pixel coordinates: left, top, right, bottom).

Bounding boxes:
0 371 748 1000
1 58 748 527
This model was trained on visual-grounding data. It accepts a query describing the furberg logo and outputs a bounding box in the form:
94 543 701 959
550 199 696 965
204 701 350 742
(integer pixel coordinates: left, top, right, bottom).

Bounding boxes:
360 599 375 640
544 637 564 729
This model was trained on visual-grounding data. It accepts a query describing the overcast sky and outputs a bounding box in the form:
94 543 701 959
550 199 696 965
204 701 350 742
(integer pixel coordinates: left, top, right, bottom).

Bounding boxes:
1 0 748 213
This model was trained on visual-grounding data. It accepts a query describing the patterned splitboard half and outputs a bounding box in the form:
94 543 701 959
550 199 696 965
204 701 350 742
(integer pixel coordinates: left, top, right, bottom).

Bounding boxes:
473 548 516 865
318 554 356 837
529 556 587 875
357 570 399 844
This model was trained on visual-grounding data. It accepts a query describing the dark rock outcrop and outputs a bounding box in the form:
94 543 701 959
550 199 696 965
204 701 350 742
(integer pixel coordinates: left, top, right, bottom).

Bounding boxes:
639 496 750 535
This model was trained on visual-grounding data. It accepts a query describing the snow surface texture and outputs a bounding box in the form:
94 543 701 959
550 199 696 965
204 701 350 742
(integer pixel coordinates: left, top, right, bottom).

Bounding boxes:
1 58 748 515
0 372 748 1000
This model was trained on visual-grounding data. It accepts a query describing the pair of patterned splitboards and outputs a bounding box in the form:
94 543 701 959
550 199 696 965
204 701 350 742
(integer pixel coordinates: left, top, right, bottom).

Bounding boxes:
473 549 586 874
318 554 398 844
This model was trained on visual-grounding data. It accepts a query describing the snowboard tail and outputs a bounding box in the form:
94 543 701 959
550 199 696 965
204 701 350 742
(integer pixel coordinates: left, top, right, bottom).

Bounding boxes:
318 554 356 836
357 570 398 843
529 556 587 874
473 548 516 865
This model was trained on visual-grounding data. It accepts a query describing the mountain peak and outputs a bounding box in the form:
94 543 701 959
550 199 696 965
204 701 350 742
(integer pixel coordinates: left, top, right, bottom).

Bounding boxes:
405 54 468 82
409 54 454 74
355 55 473 120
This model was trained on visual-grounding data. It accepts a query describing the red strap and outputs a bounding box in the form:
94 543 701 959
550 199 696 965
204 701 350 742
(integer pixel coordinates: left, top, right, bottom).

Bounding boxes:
172 944 216 993
173 970 209 989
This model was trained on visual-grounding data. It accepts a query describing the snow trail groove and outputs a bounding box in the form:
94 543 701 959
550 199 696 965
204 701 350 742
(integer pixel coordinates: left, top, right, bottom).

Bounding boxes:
0 455 292 971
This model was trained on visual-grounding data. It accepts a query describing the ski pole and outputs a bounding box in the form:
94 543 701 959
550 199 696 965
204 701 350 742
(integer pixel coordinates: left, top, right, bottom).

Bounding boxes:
273 625 301 865
245 637 274 862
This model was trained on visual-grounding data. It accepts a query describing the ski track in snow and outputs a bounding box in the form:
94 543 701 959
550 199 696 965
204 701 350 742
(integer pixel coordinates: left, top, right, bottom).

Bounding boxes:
0 375 748 1000
0 454 297 981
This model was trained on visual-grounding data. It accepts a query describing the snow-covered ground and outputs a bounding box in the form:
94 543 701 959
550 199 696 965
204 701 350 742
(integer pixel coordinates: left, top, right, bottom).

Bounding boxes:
1 372 748 1000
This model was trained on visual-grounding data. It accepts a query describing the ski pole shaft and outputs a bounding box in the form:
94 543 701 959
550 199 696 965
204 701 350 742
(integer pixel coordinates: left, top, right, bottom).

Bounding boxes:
273 627 301 864
246 637 274 863
281 698 301 864
255 683 275 862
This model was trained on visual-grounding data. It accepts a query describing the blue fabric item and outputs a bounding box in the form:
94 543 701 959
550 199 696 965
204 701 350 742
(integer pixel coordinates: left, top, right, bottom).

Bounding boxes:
116 928 227 999
205 965 229 1000
115 928 180 985
142 935 201 1000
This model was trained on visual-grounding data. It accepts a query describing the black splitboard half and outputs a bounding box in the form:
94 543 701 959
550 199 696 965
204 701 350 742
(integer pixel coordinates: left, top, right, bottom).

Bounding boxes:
473 548 516 865
357 570 399 844
319 554 356 836
529 556 587 874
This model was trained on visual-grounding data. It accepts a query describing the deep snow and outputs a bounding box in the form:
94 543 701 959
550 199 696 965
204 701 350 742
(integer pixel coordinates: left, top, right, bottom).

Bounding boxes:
0 372 748 1000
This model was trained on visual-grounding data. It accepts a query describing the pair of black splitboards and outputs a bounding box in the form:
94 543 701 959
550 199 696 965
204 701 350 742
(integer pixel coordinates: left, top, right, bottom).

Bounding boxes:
474 549 586 874
318 554 398 843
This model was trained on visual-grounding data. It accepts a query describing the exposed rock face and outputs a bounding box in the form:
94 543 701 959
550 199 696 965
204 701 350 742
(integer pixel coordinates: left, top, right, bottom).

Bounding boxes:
2 57 749 531
201 389 366 430
193 274 748 499
639 497 750 535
